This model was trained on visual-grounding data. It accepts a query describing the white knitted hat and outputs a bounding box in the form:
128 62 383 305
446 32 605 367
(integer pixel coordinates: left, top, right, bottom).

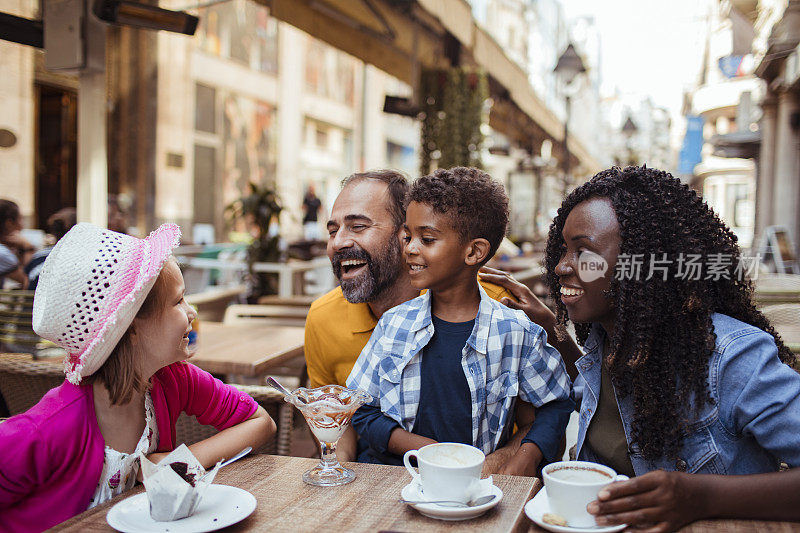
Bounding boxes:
32 223 181 384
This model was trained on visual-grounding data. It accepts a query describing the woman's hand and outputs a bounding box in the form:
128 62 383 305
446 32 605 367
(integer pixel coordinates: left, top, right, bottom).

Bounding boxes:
587 470 703 533
478 266 555 330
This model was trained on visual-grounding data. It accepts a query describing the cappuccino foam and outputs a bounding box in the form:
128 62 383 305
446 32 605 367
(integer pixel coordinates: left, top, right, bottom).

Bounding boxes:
549 466 612 484
425 450 472 466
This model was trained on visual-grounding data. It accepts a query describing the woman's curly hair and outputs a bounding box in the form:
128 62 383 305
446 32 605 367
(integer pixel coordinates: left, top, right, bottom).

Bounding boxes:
544 165 795 462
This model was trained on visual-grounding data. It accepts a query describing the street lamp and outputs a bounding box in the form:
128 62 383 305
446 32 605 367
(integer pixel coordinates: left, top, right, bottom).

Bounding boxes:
553 43 586 197
622 115 638 165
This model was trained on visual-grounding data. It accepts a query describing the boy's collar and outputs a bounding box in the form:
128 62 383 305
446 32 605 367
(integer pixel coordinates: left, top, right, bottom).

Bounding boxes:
469 284 494 353
411 284 495 353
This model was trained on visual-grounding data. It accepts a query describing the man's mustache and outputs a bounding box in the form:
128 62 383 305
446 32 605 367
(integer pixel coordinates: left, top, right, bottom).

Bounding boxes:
332 247 371 273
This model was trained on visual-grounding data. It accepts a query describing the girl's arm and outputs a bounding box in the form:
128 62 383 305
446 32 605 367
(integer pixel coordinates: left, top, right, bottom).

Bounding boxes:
588 468 800 532
148 406 275 469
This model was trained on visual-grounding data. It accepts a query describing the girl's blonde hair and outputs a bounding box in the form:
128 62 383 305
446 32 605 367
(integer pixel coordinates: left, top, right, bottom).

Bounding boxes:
86 259 179 404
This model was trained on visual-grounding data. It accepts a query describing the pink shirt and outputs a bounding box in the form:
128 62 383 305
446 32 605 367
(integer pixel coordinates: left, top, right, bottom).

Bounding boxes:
0 362 258 532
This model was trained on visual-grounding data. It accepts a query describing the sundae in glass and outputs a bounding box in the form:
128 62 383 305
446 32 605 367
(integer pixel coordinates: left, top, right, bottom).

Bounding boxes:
284 384 371 486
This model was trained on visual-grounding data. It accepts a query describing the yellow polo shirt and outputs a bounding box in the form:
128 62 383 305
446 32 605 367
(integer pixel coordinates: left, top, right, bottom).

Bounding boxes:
304 280 515 388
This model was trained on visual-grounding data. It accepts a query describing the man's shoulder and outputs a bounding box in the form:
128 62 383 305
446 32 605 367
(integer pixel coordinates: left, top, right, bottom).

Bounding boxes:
309 286 350 315
478 278 514 302
307 286 376 338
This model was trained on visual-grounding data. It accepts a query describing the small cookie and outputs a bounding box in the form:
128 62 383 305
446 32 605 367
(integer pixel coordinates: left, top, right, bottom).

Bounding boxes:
542 512 568 526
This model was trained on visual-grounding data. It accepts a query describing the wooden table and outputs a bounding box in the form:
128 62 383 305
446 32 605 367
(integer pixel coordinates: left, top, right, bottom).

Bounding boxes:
190 322 304 377
52 455 539 532
46 454 800 532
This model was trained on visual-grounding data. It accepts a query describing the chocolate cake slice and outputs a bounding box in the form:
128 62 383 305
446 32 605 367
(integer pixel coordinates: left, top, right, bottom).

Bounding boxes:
168 461 197 487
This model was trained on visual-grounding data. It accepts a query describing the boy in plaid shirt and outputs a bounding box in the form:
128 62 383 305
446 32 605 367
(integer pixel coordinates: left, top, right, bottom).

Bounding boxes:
347 167 573 475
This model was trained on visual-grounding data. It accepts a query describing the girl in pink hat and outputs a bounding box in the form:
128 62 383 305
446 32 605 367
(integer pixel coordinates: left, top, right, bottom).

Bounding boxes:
0 223 276 532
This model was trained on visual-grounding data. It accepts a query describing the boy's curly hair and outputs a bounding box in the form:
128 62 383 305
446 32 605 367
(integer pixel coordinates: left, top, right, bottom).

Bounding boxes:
544 165 794 462
408 167 508 263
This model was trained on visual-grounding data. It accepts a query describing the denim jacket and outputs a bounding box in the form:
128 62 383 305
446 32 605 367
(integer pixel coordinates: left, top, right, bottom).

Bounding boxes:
574 313 800 475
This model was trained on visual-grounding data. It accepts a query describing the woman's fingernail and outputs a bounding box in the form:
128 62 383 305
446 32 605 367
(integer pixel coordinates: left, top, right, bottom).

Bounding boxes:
598 490 609 499
596 517 609 525
587 502 598 514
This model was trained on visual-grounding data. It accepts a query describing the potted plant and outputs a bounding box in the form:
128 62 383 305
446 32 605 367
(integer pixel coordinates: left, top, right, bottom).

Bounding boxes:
225 182 284 302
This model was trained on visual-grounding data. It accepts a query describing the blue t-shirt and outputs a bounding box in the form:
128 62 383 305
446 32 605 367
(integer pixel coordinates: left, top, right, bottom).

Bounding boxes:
353 315 475 465
411 315 474 444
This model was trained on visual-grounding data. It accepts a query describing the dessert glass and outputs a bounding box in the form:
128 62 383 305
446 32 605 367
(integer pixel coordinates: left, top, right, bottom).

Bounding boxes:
285 384 371 486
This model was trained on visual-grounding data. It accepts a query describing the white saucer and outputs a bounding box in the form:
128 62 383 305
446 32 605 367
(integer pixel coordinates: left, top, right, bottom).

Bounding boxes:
400 480 503 521
525 487 626 533
107 484 256 532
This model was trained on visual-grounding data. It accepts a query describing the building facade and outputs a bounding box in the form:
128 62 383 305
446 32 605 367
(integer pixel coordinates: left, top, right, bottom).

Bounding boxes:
0 0 419 241
753 0 800 260
682 0 765 249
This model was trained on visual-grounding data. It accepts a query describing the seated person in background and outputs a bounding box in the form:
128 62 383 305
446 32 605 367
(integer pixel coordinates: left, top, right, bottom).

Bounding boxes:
25 207 77 290
0 223 276 532
347 167 574 476
0 199 33 288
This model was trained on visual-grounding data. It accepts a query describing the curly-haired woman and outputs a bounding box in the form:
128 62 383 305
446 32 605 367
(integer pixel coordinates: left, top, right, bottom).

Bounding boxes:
480 165 800 531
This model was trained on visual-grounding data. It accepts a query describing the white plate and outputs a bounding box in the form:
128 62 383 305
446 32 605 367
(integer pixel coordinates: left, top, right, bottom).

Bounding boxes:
524 487 626 533
107 484 256 533
400 480 503 521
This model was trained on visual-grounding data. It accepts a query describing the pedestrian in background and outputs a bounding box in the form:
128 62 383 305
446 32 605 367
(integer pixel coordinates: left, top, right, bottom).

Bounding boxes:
302 184 322 241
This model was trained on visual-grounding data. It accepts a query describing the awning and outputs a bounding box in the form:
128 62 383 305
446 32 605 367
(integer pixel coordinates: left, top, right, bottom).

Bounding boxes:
262 0 601 174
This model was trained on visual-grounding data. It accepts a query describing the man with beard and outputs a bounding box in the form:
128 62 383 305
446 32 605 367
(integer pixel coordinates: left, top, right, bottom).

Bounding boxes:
304 170 519 464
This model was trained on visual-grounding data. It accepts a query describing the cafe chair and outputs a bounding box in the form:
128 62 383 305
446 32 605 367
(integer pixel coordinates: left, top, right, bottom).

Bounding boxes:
0 353 64 415
175 383 294 456
0 290 66 358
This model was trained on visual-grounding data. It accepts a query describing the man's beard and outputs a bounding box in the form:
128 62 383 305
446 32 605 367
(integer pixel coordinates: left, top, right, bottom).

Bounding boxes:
331 237 403 304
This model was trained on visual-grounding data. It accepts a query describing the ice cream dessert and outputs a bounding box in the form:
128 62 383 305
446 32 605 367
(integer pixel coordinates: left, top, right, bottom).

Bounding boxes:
295 387 358 443
282 384 372 486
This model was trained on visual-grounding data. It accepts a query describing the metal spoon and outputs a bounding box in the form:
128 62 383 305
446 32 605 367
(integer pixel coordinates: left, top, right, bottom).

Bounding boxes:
266 376 305 403
400 494 496 508
200 446 252 481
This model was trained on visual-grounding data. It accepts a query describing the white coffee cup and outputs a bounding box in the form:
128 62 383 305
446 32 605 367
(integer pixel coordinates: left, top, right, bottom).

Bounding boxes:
542 460 629 527
403 443 485 503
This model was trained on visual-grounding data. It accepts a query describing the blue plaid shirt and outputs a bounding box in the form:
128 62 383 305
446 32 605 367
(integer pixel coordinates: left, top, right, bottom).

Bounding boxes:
346 285 573 455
